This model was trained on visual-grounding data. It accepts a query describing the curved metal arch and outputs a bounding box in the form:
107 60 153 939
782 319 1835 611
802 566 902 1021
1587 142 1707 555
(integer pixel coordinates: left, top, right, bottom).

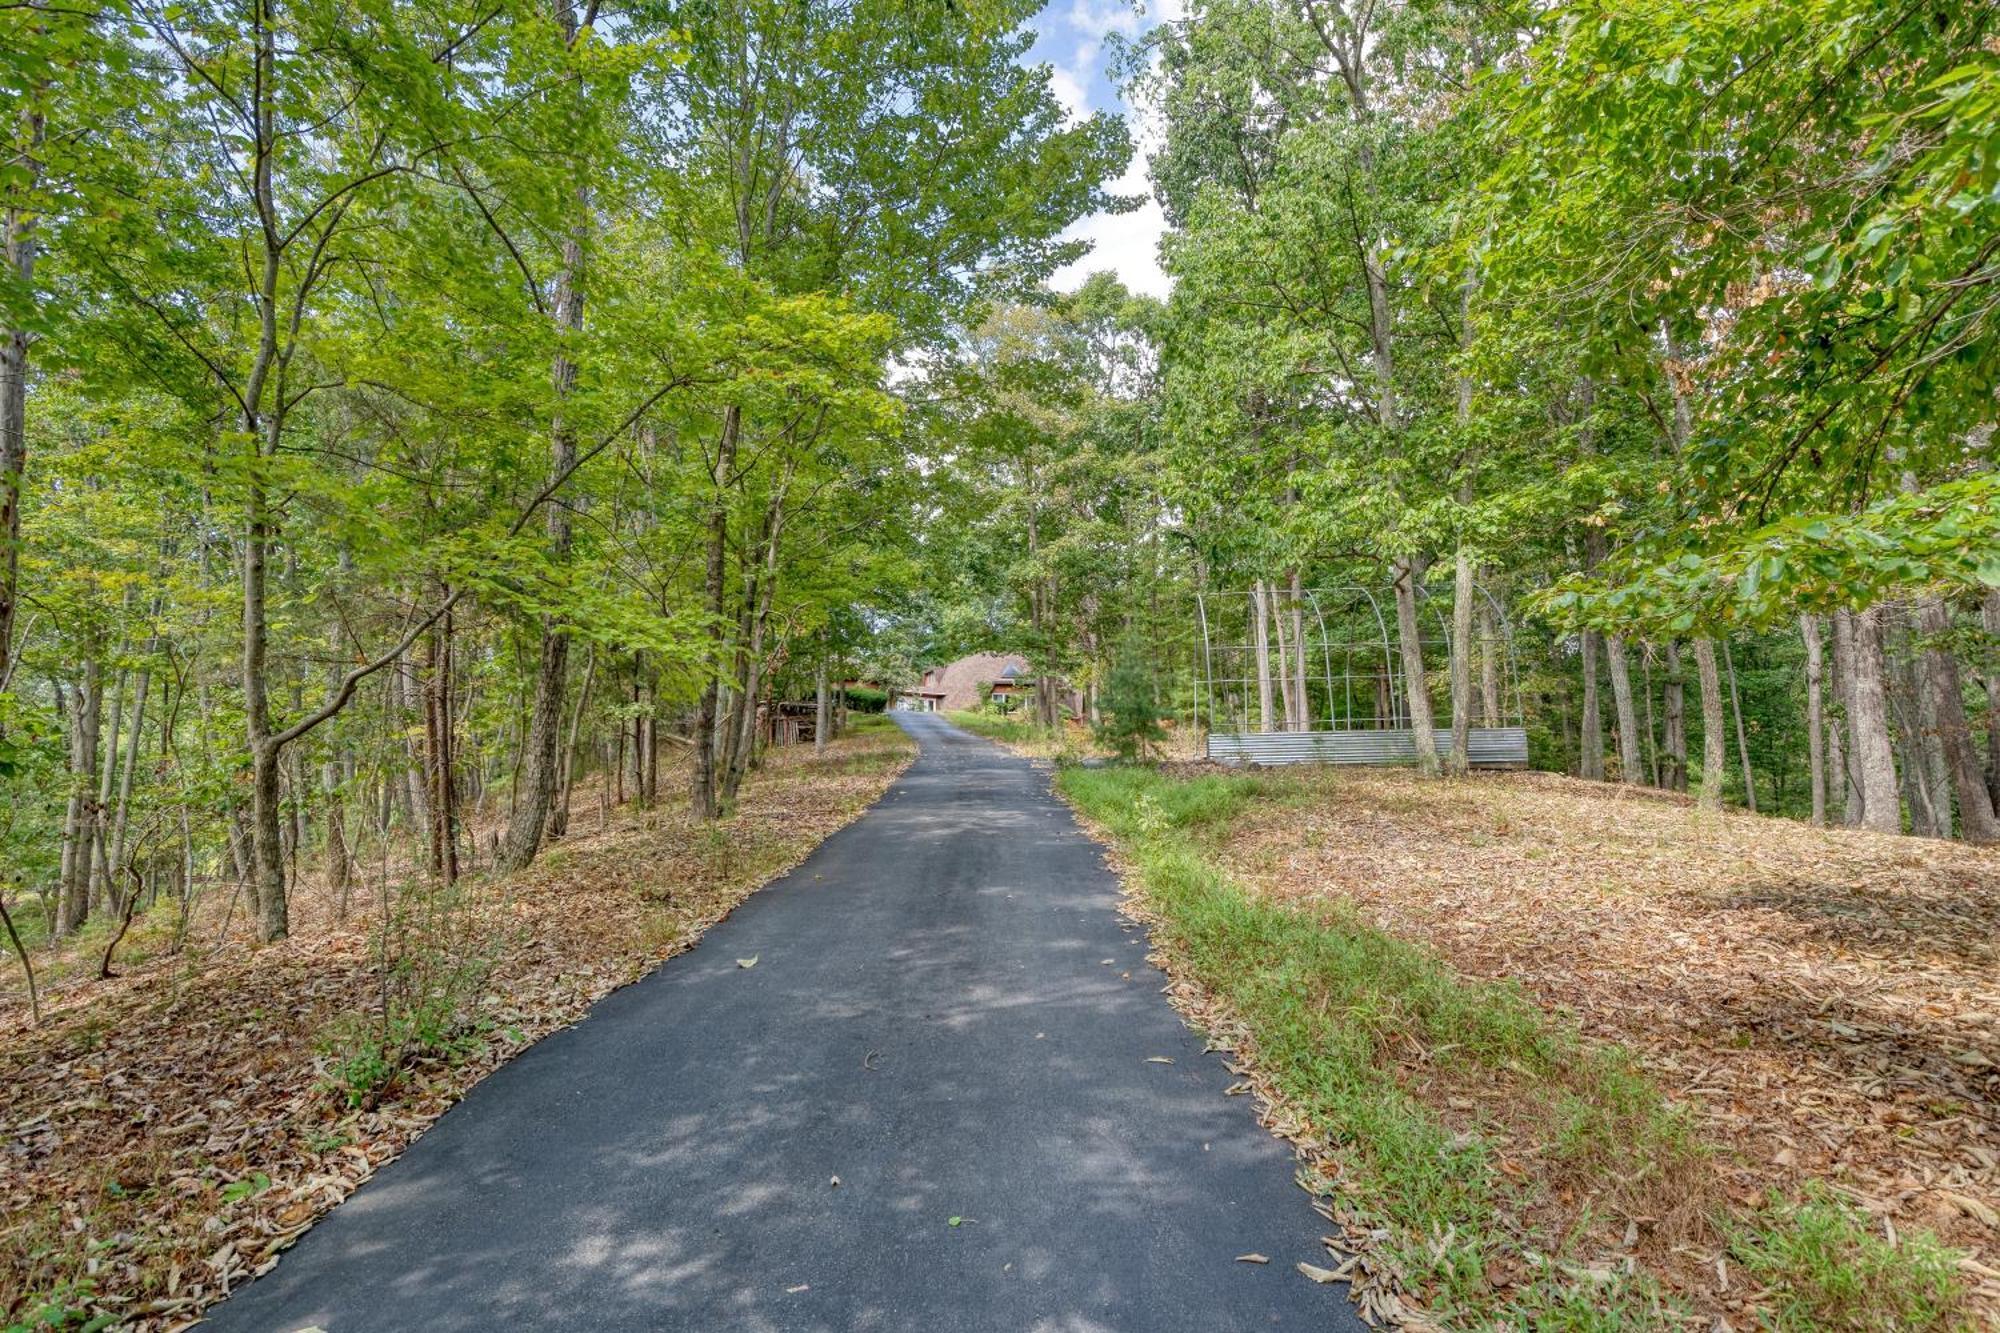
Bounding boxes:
1301 588 1338 731
1319 583 1401 729
1194 589 1214 735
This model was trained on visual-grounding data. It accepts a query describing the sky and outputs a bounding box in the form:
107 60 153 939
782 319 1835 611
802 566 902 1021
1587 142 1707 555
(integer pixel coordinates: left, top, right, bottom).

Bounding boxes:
1023 0 1180 298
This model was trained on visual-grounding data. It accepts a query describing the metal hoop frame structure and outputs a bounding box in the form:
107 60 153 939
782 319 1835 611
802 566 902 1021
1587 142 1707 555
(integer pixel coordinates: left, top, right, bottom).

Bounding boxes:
1193 584 1530 767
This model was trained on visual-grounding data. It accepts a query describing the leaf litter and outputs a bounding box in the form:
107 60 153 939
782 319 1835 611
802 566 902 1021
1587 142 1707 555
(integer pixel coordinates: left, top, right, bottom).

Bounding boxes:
1206 766 2000 1325
0 728 914 1330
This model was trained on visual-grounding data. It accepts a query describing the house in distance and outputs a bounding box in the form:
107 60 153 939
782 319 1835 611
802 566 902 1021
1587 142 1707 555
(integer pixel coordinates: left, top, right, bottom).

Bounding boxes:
897 652 1040 714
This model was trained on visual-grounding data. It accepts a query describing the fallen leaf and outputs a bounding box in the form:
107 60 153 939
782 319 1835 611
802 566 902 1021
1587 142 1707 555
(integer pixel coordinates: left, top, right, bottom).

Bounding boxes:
736 956 759 969
1236 1253 1270 1264
786 1284 809 1294
947 1216 963 1227
1297 1262 1342 1284
1146 1056 1175 1065
1940 1191 1999 1228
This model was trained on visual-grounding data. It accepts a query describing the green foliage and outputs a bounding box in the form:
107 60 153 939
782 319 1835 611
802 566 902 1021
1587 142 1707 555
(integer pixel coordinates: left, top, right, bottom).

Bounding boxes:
1094 641 1168 761
317 878 499 1109
839 686 888 714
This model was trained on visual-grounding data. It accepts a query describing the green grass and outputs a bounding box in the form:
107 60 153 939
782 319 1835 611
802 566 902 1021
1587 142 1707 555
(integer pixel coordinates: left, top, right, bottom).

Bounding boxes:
1055 764 1969 1330
944 708 1049 746
1732 1186 1972 1332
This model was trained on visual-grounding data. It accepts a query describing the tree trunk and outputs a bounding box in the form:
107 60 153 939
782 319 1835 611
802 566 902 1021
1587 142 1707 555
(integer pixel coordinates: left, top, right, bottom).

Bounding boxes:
91 661 127 909
58 659 102 934
549 641 595 841
497 210 585 869
1605 635 1641 784
1391 555 1439 776
1448 537 1474 777
1271 580 1296 731
106 661 149 901
1722 639 1757 814
1476 592 1501 727
692 406 739 819
1692 639 1727 809
723 469 794 803
1662 642 1687 791
322 752 351 918
1801 614 1826 827
1252 582 1274 733
1288 570 1308 730
1983 587 2000 811
1579 629 1604 780
1640 643 1662 787
1889 639 1947 839
424 607 458 884
0 71 43 693
1842 607 1901 834
398 654 429 838
814 653 830 756
1913 595 1994 841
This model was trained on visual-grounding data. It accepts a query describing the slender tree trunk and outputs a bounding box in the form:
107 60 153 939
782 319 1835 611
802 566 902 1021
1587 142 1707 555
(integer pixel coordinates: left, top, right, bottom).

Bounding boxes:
1830 611 1865 824
1801 614 1827 827
1252 582 1274 733
322 751 351 918
1890 641 1947 839
692 406 739 818
1288 570 1308 730
1476 592 1500 727
424 606 458 884
1605 635 1641 784
1692 639 1726 809
1448 541 1474 777
724 469 794 802
92 661 127 909
1843 607 1902 833
58 658 102 934
106 661 149 900
1914 595 1995 842
1662 641 1687 792
1983 588 2000 811
1640 643 1661 786
1391 555 1439 776
1722 639 1757 814
549 641 595 841
1579 629 1604 780
397 654 429 837
814 653 830 756
0 64 43 693
498 208 585 868
1271 580 1296 731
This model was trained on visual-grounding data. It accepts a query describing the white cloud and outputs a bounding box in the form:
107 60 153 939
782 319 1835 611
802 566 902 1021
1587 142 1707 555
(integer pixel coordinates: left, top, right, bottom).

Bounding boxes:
1066 0 1141 41
1048 64 1092 124
1049 128 1169 298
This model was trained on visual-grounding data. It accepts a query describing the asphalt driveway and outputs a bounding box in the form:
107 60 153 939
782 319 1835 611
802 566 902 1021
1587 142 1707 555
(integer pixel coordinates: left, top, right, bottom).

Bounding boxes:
201 713 1364 1331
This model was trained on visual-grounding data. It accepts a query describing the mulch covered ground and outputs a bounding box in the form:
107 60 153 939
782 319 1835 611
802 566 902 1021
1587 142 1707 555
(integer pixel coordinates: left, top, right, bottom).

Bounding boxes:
1216 767 2000 1324
0 730 912 1331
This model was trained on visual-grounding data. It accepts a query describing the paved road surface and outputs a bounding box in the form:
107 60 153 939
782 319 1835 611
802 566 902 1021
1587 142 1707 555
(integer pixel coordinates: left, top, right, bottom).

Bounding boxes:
204 713 1364 1331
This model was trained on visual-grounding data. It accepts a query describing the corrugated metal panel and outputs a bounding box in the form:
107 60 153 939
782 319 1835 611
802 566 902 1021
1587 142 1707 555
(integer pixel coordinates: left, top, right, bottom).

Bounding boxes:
1207 727 1528 769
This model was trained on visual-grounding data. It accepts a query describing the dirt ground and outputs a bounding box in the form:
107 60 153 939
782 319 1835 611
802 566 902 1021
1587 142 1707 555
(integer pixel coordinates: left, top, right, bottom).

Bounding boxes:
0 728 913 1331
1217 767 2000 1321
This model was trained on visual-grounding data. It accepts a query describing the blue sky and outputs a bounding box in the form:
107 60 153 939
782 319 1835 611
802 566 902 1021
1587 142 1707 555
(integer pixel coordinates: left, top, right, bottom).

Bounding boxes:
1023 0 1179 297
